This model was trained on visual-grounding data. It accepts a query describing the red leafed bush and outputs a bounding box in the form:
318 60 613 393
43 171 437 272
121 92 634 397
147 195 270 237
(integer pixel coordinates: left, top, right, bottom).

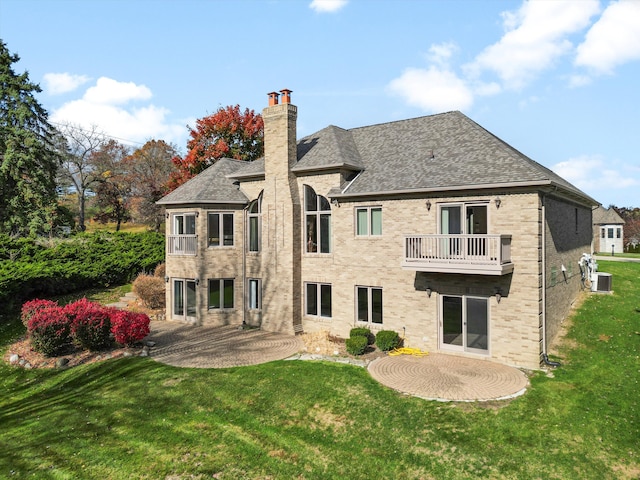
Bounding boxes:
27 306 71 356
21 299 59 327
64 298 113 351
110 310 150 346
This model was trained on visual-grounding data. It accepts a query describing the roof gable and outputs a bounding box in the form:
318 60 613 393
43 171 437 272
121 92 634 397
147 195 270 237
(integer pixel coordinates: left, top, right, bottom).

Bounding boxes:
593 206 625 225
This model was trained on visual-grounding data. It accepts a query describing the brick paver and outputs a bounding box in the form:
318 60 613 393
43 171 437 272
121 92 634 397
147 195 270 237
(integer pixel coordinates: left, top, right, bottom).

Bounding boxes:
147 322 304 368
146 322 528 401
368 353 529 401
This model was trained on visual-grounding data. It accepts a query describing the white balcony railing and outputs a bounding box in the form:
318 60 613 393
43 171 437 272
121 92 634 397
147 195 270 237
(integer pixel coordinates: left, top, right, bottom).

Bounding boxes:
402 234 513 275
167 234 198 256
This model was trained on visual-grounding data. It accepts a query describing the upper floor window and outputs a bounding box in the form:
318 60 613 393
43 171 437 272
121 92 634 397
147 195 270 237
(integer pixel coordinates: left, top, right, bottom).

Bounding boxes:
617 228 622 239
439 203 488 235
173 213 196 235
356 207 382 236
208 212 234 247
304 185 331 253
608 228 614 239
248 194 262 252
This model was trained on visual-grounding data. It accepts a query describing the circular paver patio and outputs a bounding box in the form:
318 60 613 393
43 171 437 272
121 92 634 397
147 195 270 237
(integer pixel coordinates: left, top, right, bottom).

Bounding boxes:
146 322 304 368
368 353 529 402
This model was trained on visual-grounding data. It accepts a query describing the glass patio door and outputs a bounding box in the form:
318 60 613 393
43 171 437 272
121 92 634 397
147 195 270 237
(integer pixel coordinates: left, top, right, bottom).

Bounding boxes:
173 279 197 322
440 295 489 354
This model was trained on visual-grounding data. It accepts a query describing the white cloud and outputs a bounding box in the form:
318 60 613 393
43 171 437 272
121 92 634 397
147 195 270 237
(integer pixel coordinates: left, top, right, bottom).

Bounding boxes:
43 72 91 95
575 0 640 75
309 0 347 13
50 77 186 146
84 77 152 105
552 154 640 204
387 66 474 112
467 0 600 90
426 42 458 66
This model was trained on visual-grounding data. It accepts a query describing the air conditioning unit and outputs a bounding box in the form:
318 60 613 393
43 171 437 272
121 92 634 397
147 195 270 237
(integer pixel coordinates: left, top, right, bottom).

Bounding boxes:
595 273 612 293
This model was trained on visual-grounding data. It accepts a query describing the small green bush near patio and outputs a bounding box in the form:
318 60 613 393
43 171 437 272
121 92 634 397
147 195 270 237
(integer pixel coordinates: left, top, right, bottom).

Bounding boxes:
345 335 368 355
1 260 639 479
349 326 374 345
375 329 400 351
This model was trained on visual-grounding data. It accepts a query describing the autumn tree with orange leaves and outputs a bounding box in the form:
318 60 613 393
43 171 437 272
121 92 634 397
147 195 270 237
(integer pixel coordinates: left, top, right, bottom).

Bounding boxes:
168 105 263 190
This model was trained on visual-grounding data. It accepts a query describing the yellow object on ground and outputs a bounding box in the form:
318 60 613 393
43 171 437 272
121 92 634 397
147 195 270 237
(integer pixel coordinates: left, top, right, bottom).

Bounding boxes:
388 347 429 357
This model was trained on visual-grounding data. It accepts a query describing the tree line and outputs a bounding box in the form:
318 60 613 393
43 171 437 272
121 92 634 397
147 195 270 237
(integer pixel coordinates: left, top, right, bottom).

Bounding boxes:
1 39 264 237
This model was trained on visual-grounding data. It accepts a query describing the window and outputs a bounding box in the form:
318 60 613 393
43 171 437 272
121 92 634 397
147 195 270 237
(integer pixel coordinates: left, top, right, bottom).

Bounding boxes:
608 228 614 239
208 279 234 309
305 185 331 253
601 228 605 238
356 286 383 324
173 279 197 320
617 228 621 239
575 208 578 234
248 278 261 310
248 195 261 252
173 213 196 235
356 207 382 236
305 283 332 317
208 213 234 246
441 295 489 353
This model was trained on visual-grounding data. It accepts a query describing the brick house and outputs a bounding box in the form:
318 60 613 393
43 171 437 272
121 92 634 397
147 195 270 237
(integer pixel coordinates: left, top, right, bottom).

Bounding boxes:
592 206 624 254
157 90 597 370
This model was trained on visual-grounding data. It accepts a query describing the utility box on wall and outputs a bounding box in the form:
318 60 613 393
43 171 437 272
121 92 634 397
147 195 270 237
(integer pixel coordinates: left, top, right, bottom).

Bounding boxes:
593 272 612 293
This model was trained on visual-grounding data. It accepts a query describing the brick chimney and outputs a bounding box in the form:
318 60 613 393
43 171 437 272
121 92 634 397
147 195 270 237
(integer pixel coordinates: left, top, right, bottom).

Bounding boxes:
260 89 301 335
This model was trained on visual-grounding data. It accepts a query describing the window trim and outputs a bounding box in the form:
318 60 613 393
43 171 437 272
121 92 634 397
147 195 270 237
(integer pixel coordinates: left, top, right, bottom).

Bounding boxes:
207 212 234 247
355 206 382 236
355 285 383 325
208 278 234 310
305 282 332 318
247 194 262 253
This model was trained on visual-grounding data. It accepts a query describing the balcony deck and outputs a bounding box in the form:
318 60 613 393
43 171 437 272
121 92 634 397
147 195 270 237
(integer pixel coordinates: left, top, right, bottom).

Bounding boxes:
402 234 514 275
167 234 198 256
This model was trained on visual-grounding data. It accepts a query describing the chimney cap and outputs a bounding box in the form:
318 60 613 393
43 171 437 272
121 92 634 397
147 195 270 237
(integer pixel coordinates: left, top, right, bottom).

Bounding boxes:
280 89 292 104
267 91 280 106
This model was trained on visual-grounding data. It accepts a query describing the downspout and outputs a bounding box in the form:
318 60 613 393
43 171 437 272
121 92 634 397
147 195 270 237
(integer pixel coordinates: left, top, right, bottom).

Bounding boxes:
541 193 561 368
242 204 249 327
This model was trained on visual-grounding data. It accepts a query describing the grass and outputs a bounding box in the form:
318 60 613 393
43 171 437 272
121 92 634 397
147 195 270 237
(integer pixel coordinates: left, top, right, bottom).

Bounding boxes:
1 261 639 479
596 251 640 259
84 222 154 234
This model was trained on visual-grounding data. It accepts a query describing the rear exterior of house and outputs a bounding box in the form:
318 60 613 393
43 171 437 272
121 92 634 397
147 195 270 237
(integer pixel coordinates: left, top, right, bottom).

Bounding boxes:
158 90 596 370
592 206 624 254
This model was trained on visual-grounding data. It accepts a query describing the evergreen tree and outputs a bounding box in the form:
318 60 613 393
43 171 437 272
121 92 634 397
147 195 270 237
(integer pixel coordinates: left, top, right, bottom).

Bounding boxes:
0 40 59 236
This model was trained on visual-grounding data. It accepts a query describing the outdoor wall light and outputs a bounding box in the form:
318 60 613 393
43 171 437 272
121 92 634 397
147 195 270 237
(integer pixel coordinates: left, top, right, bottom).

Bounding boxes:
164 276 169 283
331 198 340 207
165 213 170 219
195 278 200 286
426 287 432 298
495 197 501 209
426 200 432 211
495 287 502 303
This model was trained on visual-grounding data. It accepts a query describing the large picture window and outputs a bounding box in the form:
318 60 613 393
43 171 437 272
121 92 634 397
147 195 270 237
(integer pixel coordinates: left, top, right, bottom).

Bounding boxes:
356 207 382 236
208 279 234 309
305 282 332 318
208 213 234 247
305 185 331 253
356 286 383 324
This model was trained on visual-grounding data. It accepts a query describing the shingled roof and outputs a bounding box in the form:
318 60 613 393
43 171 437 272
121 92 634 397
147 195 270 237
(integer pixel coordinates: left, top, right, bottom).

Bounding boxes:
160 111 597 206
157 158 250 205
593 206 625 225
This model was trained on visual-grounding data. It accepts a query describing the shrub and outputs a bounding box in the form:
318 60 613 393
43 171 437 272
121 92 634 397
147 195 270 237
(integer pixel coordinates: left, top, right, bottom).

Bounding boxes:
346 335 368 356
132 273 166 309
65 298 113 351
375 330 400 352
349 327 375 345
20 298 59 327
111 310 150 346
27 306 71 356
153 262 166 278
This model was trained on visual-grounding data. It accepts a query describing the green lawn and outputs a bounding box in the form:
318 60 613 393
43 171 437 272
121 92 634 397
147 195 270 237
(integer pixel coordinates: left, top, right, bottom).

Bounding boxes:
1 261 639 479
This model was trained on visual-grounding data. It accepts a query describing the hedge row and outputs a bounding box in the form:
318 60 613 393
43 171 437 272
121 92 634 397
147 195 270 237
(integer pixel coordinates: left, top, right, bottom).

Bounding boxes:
0 232 165 311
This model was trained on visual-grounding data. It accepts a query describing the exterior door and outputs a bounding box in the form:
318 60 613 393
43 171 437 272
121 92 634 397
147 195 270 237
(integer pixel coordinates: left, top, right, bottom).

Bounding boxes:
440 295 489 354
173 279 197 322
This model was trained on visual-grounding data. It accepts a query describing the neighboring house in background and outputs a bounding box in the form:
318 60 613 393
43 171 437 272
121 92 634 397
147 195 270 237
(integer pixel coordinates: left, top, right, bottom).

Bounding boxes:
157 90 597 370
592 206 624 254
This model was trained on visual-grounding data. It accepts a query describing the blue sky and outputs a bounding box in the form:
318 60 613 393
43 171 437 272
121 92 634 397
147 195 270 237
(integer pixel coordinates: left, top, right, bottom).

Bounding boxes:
1 0 639 207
